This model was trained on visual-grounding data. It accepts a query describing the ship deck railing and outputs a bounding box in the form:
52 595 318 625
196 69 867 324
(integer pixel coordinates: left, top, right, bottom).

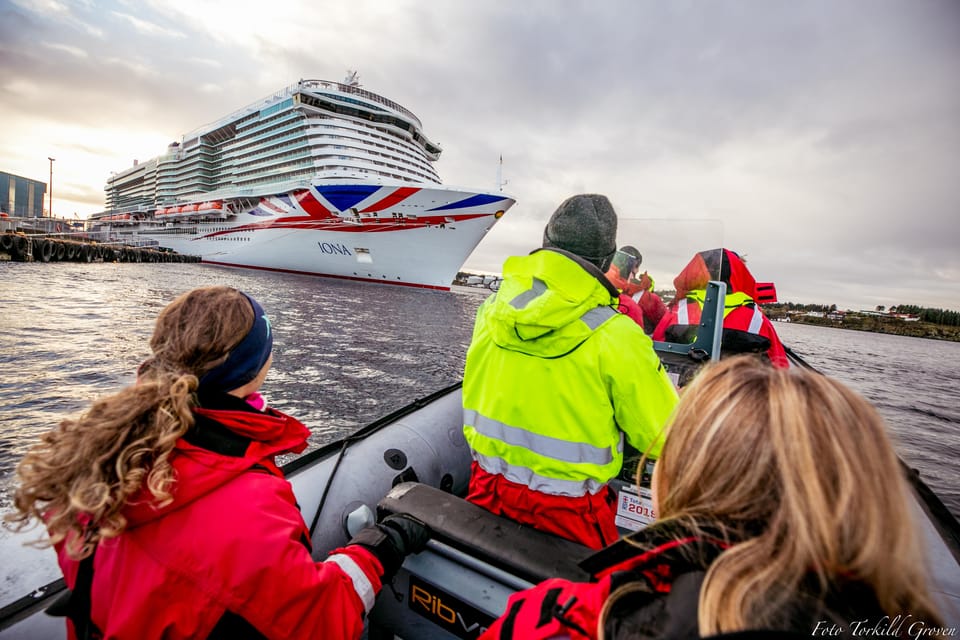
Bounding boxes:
182 80 422 143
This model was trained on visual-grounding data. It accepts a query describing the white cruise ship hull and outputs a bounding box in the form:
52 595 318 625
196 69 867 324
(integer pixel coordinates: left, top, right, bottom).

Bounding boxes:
109 183 515 290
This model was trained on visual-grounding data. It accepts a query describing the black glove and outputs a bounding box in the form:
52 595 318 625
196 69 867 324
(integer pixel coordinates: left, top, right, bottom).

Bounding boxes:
380 513 430 555
347 514 430 581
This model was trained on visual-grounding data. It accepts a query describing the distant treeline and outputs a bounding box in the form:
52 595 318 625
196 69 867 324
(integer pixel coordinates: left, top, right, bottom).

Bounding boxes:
764 302 960 327
892 305 960 327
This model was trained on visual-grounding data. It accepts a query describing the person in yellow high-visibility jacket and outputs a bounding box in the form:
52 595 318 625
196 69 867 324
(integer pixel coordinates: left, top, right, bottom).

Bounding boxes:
462 194 679 549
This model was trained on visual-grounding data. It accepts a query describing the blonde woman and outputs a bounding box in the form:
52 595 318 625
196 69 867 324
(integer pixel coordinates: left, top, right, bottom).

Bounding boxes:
480 356 945 639
6 286 428 640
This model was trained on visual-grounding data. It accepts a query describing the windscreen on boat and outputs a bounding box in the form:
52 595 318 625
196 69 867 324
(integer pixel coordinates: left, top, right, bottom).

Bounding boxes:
613 218 723 296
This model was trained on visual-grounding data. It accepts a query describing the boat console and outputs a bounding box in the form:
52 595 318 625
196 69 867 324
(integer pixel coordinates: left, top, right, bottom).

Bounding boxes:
652 280 725 386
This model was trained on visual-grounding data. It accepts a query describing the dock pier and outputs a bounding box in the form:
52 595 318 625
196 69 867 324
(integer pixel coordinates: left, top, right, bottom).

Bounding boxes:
1 232 199 263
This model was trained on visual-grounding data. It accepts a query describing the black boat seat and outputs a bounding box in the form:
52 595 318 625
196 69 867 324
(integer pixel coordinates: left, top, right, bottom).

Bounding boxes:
378 482 592 584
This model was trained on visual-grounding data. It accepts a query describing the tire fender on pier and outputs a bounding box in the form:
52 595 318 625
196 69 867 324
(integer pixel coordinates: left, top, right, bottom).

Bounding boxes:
37 239 52 263
14 235 29 259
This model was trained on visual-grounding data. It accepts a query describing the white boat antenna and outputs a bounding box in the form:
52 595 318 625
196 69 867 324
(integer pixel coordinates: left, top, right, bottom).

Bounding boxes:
496 154 509 192
344 70 361 87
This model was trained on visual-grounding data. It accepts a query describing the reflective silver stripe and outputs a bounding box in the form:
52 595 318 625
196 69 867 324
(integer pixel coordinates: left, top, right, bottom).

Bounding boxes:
464 409 614 465
677 299 689 324
509 277 547 309
472 451 607 497
326 553 376 614
581 305 616 330
746 305 763 334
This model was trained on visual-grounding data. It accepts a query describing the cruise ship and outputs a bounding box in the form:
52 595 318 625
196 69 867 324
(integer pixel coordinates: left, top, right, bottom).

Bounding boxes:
90 73 515 289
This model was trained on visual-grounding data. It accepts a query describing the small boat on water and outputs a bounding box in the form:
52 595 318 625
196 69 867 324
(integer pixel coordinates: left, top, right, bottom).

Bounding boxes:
86 72 515 291
1 281 957 638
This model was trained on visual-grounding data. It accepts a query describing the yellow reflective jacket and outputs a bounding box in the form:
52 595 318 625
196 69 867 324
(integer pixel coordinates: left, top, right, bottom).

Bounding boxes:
463 249 679 497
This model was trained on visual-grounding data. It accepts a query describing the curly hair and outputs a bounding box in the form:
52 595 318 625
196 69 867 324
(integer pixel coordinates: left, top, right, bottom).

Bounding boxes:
601 356 944 636
5 286 254 559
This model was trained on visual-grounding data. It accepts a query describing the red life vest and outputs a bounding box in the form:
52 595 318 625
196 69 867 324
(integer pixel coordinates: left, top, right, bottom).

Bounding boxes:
479 524 730 640
652 249 789 368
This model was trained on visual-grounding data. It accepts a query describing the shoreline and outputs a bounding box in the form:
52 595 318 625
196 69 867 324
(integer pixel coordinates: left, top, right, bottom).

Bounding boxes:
775 315 960 343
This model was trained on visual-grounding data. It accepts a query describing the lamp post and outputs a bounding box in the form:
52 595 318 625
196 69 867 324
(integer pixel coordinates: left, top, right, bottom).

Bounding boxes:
48 157 55 218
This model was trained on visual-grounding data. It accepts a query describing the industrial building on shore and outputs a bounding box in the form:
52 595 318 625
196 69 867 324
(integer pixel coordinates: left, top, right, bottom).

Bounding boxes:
0 171 47 218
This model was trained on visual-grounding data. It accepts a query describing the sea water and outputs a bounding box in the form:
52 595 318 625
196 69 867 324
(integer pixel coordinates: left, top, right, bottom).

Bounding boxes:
1 262 957 609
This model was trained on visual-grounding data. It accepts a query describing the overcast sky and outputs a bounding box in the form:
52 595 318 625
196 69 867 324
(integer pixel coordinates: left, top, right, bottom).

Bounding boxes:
2 0 958 311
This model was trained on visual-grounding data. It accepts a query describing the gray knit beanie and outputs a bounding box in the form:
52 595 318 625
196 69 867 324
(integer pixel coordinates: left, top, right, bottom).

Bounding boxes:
542 194 618 270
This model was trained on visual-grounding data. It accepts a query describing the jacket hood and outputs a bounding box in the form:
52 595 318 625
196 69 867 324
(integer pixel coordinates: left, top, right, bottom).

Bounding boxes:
481 249 619 358
122 393 309 528
673 248 757 300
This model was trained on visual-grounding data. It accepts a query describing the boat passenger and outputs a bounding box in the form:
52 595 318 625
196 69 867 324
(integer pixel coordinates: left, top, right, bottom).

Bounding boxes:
625 270 667 335
604 245 645 327
6 286 429 640
462 194 679 550
480 356 947 639
652 247 789 367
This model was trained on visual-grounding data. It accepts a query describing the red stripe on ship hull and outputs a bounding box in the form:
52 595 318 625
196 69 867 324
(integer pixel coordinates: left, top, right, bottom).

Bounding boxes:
359 187 420 213
294 190 333 218
198 213 491 239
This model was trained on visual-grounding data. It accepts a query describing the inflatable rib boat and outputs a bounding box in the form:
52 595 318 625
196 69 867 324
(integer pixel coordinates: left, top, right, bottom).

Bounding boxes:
1 282 958 638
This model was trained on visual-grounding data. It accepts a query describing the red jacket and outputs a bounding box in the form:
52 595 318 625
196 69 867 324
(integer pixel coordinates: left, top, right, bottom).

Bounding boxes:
55 393 383 640
481 520 888 639
636 291 666 335
606 263 645 329
479 523 729 640
624 272 667 335
652 249 788 368
615 293 645 328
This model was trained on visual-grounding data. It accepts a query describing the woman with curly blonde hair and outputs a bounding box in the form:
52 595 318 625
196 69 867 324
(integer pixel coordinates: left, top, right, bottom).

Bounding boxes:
7 285 428 640
481 355 946 639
